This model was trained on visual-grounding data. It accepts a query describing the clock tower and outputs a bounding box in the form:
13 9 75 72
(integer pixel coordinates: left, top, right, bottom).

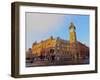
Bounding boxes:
69 22 77 43
69 22 78 60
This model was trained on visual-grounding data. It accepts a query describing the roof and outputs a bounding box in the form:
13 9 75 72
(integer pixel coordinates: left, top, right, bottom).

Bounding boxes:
69 22 76 30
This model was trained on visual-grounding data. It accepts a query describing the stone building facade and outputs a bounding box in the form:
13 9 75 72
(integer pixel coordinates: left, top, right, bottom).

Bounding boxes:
30 22 89 60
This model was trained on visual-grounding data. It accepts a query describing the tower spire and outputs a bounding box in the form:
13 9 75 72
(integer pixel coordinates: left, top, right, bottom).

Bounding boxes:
69 22 76 43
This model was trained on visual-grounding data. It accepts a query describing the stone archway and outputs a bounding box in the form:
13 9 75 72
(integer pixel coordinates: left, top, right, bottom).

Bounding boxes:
50 49 54 54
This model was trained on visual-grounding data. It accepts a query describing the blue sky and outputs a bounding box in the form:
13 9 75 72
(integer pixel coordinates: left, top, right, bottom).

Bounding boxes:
25 13 89 49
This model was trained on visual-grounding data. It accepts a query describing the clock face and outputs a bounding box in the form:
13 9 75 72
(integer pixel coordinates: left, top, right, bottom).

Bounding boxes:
70 28 74 32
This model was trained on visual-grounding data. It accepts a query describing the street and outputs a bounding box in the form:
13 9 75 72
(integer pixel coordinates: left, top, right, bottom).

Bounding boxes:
26 58 89 67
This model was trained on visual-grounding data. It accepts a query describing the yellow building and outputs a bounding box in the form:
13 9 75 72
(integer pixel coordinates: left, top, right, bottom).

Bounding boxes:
31 22 89 60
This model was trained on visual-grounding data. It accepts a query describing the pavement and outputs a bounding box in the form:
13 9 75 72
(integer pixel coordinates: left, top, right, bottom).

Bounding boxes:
26 58 89 67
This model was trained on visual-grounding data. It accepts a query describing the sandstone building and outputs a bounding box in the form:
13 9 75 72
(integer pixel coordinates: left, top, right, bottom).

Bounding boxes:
31 22 89 60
